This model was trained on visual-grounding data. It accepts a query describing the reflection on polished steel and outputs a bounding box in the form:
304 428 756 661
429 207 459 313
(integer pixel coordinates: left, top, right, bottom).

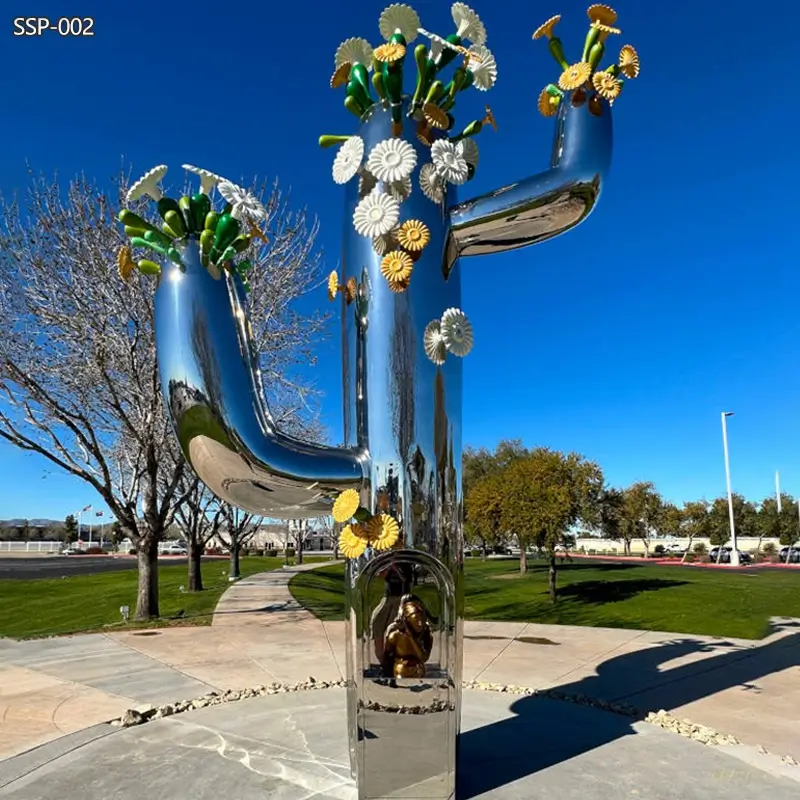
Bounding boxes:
152 90 613 798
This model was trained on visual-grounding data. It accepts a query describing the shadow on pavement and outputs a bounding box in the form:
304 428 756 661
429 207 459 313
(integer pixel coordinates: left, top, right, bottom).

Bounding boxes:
459 627 800 798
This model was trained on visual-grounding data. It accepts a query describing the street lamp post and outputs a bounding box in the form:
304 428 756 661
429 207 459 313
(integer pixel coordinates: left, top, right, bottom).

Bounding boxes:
721 412 740 566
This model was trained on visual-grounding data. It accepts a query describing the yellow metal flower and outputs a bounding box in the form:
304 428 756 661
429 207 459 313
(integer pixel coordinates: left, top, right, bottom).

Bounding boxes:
423 103 449 130
374 42 407 63
330 61 351 89
332 488 361 523
587 4 618 26
532 15 561 40
369 514 401 551
344 277 358 304
397 220 431 252
538 87 560 117
416 124 433 147
388 276 411 293
381 250 414 283
619 44 640 78
558 62 592 91
482 105 498 131
339 524 368 559
327 269 341 301
592 71 622 100
591 21 621 39
117 246 135 282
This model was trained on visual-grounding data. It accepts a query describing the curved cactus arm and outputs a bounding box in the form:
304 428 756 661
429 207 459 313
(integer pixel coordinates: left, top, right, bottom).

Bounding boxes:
447 97 613 263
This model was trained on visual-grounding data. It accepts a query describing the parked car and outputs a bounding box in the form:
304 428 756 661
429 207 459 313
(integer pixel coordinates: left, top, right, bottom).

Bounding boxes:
664 543 685 554
160 542 188 556
778 546 800 563
709 546 751 564
61 546 84 555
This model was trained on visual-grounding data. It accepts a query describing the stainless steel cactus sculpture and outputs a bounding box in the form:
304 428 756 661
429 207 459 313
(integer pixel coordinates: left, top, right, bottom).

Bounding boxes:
117 4 639 798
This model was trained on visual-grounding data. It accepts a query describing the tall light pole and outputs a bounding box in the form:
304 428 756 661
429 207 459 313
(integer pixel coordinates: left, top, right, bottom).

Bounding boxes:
721 412 740 566
776 471 782 512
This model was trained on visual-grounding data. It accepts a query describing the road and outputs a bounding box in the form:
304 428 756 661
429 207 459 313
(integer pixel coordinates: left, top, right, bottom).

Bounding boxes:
0 555 201 580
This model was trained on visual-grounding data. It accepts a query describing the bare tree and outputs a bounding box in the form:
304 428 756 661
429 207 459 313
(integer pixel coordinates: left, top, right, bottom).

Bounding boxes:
173 477 224 591
0 168 329 619
217 505 263 580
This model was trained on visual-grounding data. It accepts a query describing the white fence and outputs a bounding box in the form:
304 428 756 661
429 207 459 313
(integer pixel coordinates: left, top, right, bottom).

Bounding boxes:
574 536 784 555
0 540 62 553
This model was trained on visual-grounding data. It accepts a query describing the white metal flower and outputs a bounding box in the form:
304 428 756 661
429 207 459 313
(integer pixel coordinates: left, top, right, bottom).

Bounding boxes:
419 27 462 61
451 3 487 45
467 45 497 91
366 138 417 184
386 176 412 203
431 140 469 185
419 163 445 203
332 136 365 185
126 165 167 203
423 320 447 365
217 180 266 222
440 308 473 357
352 190 400 238
182 164 224 194
456 138 479 167
372 229 398 256
335 37 374 69
379 4 420 43
359 170 378 198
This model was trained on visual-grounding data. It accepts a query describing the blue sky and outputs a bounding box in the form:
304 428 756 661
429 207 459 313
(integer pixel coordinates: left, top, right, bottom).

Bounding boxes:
0 0 797 520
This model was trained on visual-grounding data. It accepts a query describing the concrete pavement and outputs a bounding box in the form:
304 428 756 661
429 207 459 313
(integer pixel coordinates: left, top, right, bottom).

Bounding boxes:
1 564 799 789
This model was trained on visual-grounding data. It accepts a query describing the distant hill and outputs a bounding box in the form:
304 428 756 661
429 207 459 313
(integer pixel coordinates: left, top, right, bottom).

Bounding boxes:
0 518 64 528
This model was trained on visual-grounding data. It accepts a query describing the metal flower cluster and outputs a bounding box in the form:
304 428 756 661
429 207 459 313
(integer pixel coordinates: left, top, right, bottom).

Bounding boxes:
116 164 270 292
533 4 640 118
332 489 401 559
320 2 498 298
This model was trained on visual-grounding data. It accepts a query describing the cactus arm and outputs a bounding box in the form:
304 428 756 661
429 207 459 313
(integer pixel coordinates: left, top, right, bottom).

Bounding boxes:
447 98 613 262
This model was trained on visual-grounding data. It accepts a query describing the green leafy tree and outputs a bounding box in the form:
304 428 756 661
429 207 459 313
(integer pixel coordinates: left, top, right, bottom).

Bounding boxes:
598 487 629 553
464 472 505 558
681 500 710 562
623 482 662 555
708 494 757 561
63 514 78 544
758 494 800 559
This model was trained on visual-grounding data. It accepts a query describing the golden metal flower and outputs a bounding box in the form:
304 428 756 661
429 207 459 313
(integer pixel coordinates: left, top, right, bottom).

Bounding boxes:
482 105 498 131
416 123 433 147
381 250 414 283
388 277 411 293
619 44 640 78
592 71 622 100
591 21 621 38
327 269 341 301
587 4 618 26
374 42 407 63
532 15 561 40
117 246 135 282
397 220 431 252
344 277 358 304
339 524 368 559
423 103 449 130
368 514 401 551
538 87 560 117
332 488 361 523
330 61 352 89
558 62 592 91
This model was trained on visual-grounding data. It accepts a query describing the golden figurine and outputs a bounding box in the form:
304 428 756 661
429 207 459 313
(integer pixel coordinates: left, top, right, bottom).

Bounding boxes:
382 594 433 678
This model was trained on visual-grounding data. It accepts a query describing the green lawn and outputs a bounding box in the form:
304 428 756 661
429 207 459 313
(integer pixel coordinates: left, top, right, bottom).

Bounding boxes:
289 559 800 640
0 556 330 639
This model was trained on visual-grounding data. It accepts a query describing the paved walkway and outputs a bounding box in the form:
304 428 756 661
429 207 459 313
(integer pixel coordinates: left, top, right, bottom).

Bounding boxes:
1 562 799 776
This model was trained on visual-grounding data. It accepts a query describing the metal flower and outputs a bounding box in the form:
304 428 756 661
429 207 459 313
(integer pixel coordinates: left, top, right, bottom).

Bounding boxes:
423 320 447 365
423 103 449 130
353 190 400 237
532 15 560 40
332 136 365 185
451 3 487 45
592 71 622 101
335 37 374 69
388 277 411 293
386 177 413 203
397 219 430 251
381 250 414 283
558 62 592 91
466 45 497 91
456 138 479 167
330 61 352 88
217 180 266 222
117 246 136 282
619 44 640 78
332 488 361 522
339 524 368 559
587 3 618 26
344 277 358 304
182 164 224 194
374 42 407 63
431 140 469 185
538 87 561 117
440 307 474 357
126 165 167 203
369 514 401 550
379 3 420 43
372 229 398 255
327 270 341 302
366 138 418 183
419 163 445 203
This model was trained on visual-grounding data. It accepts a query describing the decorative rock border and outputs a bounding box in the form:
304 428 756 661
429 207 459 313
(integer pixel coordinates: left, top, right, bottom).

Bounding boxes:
108 677 798 767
